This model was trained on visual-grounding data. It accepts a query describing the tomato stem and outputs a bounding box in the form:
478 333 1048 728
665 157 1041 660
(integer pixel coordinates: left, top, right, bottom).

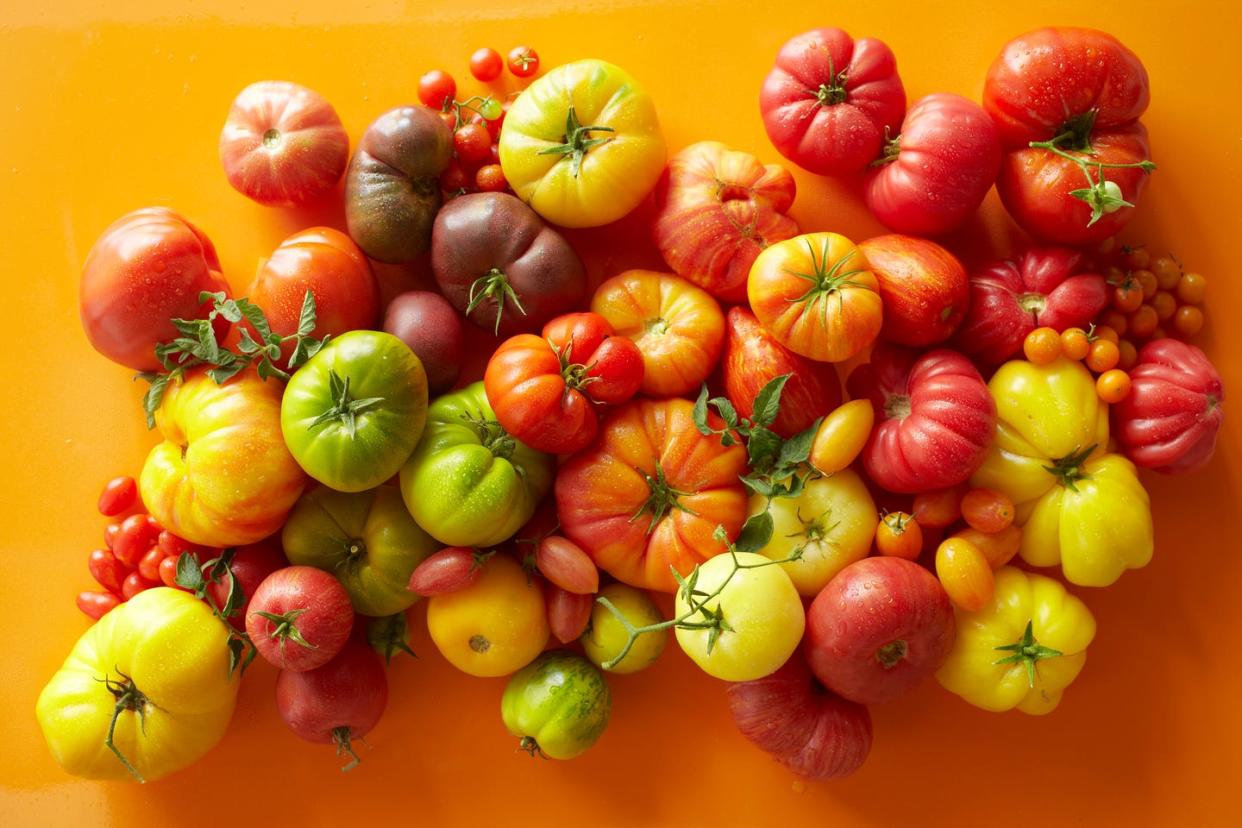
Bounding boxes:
332 726 363 772
993 621 1063 688
98 670 148 783
808 55 848 107
467 268 527 335
629 463 698 535
869 127 901 167
1042 444 1097 493
785 238 874 333
460 412 518 461
875 639 908 669
535 105 614 178
307 370 384 439
517 736 547 758
253 608 318 652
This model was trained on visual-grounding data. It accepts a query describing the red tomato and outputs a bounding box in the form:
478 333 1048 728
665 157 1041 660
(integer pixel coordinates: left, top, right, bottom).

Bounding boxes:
454 122 493 164
113 513 161 567
97 475 138 517
470 48 504 82
408 547 482 597
857 235 969 347
984 28 1152 245
960 489 1015 534
535 536 600 595
556 398 748 593
952 247 1109 366
864 93 1001 236
1113 339 1225 474
138 546 166 583
382 291 465 395
80 208 230 371
121 571 157 600
759 28 906 175
848 345 996 494
205 540 289 628
418 69 456 108
507 46 540 78
243 227 379 367
652 141 798 303
721 307 842 439
88 548 127 593
245 566 354 672
77 591 122 620
545 584 594 644
103 522 120 551
475 164 507 192
218 81 349 207
158 556 180 588
912 484 966 530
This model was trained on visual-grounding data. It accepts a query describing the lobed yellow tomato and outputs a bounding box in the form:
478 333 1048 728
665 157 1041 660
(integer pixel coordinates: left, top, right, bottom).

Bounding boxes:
808 399 874 475
583 583 667 674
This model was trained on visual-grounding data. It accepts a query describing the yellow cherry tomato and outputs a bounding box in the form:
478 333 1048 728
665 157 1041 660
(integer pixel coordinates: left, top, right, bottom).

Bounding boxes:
427 554 549 677
1177 272 1206 304
583 583 666 674
808 399 874 475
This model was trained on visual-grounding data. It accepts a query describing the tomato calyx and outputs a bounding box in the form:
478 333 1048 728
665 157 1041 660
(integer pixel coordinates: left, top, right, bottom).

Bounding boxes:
174 549 257 675
253 608 318 654
1042 444 1097 493
517 735 549 758
551 339 598 395
993 621 1063 688
875 639 908 670
630 463 698 534
261 128 282 149
332 726 363 772
882 511 912 535
366 613 416 665
308 370 385 439
467 267 528 335
1017 291 1048 316
1051 110 1099 153
869 128 901 167
785 238 873 329
535 105 615 178
460 412 518 462
809 57 849 107
882 393 912 420
99 669 149 782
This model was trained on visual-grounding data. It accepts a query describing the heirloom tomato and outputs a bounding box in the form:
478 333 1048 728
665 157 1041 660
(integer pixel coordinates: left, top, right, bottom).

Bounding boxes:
218 80 349 207
652 141 798 302
808 399 874 476
1113 339 1225 474
36 589 239 782
498 59 666 228
281 331 429 493
80 208 230 371
140 369 304 547
864 93 1001 236
556 398 747 593
984 28 1153 245
536 536 600 595
245 566 354 672
501 651 612 760
584 583 666 674
204 540 287 629
382 291 465 395
747 233 881 363
401 382 553 547
857 234 969 347
971 358 1153 587
847 345 995 494
591 270 725 398
759 28 906 176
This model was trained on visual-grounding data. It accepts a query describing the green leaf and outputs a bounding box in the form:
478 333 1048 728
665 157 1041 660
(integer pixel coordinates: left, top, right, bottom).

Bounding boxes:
708 396 739 429
295 290 318 337
751 374 791 428
746 426 783 472
692 385 712 436
137 371 175 429
174 552 205 593
740 475 775 498
207 362 246 385
777 419 821 468
735 510 774 553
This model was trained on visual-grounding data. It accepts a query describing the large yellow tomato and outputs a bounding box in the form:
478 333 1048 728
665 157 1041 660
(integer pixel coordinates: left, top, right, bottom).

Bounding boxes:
426 554 549 677
498 59 666 228
36 588 239 782
140 368 305 546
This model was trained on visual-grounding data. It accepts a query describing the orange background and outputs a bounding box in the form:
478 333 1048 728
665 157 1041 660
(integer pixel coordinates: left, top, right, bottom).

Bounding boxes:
3 1 1241 825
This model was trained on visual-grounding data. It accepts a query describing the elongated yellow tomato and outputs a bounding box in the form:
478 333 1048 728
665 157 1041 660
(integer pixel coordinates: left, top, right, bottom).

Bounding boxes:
936 567 1096 715
498 59 666 228
36 589 239 782
808 399 875 475
140 368 305 546
749 471 877 596
972 358 1153 586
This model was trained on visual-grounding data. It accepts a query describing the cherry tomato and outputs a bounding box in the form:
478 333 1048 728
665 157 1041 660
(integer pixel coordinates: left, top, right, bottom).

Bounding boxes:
76 591 121 620
934 538 994 612
1096 369 1132 403
1111 281 1143 313
1117 339 1139 370
470 48 504 82
158 555 180 588
1097 310 1128 338
440 158 470 193
113 513 160 567
951 525 1022 569
545 585 594 644
1134 269 1158 300
912 485 966 529
1060 327 1090 361
1128 304 1159 340
1151 326 1167 341
156 529 192 559
960 489 1015 533
1124 247 1151 271
1177 272 1206 305
875 512 922 561
1152 256 1181 290
121 571 157 600
1086 339 1120 373
97 475 137 516
104 522 120 550
88 548 127 593
475 164 508 192
507 46 540 78
535 536 599 595
454 122 492 164
1174 305 1205 338
1150 291 1177 322
478 97 503 122
1023 327 1061 365
408 547 483 597
138 546 166 582
1094 325 1120 344
418 69 456 109
439 110 458 133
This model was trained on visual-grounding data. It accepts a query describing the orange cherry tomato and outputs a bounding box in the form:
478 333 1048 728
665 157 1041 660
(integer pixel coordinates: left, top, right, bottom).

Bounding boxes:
1124 247 1150 270
1093 325 1120 344
1085 339 1120 373
912 484 967 529
1173 305 1205 338
1152 256 1181 290
1111 281 1143 312
1128 304 1159 339
1096 311 1128 338
951 525 1022 569
1059 327 1090 361
1149 290 1177 321
1134 269 1158 300
1177 272 1206 305
935 538 994 612
1117 339 1138 370
960 488 1015 534
1023 327 1061 365
1096 369 1132 403
875 512 923 560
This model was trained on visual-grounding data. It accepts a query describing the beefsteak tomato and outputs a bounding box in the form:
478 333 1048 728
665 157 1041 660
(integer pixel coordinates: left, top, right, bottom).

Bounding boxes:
857 234 969 347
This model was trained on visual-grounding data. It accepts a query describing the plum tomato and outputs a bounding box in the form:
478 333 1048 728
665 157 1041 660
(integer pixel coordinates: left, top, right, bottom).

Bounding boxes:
113 513 161 567
418 69 456 109
535 536 599 595
121 571 157 601
76 591 122 620
97 476 138 517
408 547 482 597
382 291 465 395
158 555 180 588
951 525 1022 569
808 400 874 476
546 585 594 644
935 537 995 612
88 548 127 594
960 489 1015 534
912 484 966 529
470 47 504 82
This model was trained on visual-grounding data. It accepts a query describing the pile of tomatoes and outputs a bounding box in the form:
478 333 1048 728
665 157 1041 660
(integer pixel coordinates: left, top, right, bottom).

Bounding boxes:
40 23 1227 786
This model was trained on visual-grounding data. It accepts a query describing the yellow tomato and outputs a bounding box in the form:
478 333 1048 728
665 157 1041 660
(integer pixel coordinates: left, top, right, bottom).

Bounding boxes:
749 470 877 596
498 59 666 228
140 368 305 546
582 583 667 674
36 588 239 782
808 399 875 475
427 554 549 677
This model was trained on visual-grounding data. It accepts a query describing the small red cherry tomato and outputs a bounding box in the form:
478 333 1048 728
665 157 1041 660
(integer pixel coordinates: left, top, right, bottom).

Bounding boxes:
470 48 504 82
97 475 138 516
88 548 127 593
121 571 157 601
418 69 456 109
408 547 483 596
454 122 493 164
158 555 181 589
138 546 167 582
113 513 160 567
77 591 122 620
507 46 540 78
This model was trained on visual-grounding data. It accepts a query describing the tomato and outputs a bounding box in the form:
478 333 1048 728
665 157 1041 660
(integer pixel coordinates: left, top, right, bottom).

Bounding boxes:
652 141 798 302
1128 304 1160 339
858 235 969 347
281 331 429 493
218 81 348 207
748 233 882 363
417 69 456 108
1096 369 1132 403
245 227 379 366
951 525 1021 569
407 547 481 597
864 93 1001 236
912 485 966 529
1086 339 1121 373
750 470 878 596
952 246 1108 366
88 548 127 594
501 651 610 760
141 369 304 547
475 164 507 192
535 536 599 595
546 585 594 644
1111 279 1145 313
76 590 122 620
583 583 666 674
1149 290 1177 321
382 291 464 395
1060 327 1090 361
37 589 239 781
440 157 470 192
961 489 1015 533
427 554 549 677
507 46 540 78
137 546 165 583
470 48 504 82
454 122 492 164
984 28 1152 245
876 512 922 560
1152 256 1181 289
759 27 905 176
1113 339 1225 474
157 556 180 589
401 382 553 547
282 486 438 617
245 566 354 672
848 345 995 494
113 513 160 567
104 522 120 551
97 476 138 517
808 399 874 476
345 106 453 263
674 552 805 681
1117 339 1139 371
1023 327 1062 365
722 308 841 439
1174 305 1205 338
498 59 666 228
935 538 994 612
203 541 287 628
591 270 725 397
80 208 230 371
275 639 387 770
556 398 747 593
432 192 587 336
1177 272 1207 304
484 312 643 454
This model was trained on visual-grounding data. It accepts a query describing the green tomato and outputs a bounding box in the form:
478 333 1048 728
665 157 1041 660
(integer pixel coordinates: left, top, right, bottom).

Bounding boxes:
500 651 611 760
281 485 437 617
583 583 666 674
400 382 552 546
281 330 428 492
674 551 805 681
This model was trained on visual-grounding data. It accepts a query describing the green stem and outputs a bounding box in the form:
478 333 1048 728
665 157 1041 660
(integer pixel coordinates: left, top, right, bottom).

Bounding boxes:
467 268 527 335
993 621 1063 688
628 464 697 535
1042 444 1096 493
307 370 383 439
535 105 615 177
99 671 148 783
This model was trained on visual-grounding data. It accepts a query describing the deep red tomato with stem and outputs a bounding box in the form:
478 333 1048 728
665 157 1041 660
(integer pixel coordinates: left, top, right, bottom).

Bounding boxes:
470 48 504 82
204 541 288 629
245 566 354 672
454 122 493 165
418 70 456 109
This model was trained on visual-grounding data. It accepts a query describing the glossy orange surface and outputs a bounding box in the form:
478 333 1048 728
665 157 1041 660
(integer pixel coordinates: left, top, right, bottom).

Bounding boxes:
3 1 1240 824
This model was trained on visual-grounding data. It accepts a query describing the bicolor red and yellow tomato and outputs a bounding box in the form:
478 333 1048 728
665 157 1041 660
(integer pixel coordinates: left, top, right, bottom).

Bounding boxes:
858 234 969 347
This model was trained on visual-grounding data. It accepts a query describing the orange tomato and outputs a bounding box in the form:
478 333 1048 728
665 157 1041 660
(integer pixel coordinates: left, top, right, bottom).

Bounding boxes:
1124 246 1151 270
960 488 1015 533
1097 310 1128 338
951 525 1022 569
1174 305 1205 337
1086 339 1120 372
1023 327 1061 365
747 232 881 363
1149 290 1177 321
1111 281 1144 312
935 537 994 612
808 399 874 476
1060 327 1090 361
1152 255 1182 290
1134 269 1158 300
912 484 967 529
1177 272 1206 304
1118 339 1139 370
590 270 725 397
1128 304 1159 339
1096 369 1132 403
1094 325 1120 344
875 512 923 560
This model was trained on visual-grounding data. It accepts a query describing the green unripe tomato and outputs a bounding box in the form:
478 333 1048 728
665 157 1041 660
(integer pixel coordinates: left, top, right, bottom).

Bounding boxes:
500 650 611 760
583 583 666 674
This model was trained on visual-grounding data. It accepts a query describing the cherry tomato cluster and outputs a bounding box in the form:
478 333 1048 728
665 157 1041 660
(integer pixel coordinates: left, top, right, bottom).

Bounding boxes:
1022 323 1132 403
1091 243 1208 354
